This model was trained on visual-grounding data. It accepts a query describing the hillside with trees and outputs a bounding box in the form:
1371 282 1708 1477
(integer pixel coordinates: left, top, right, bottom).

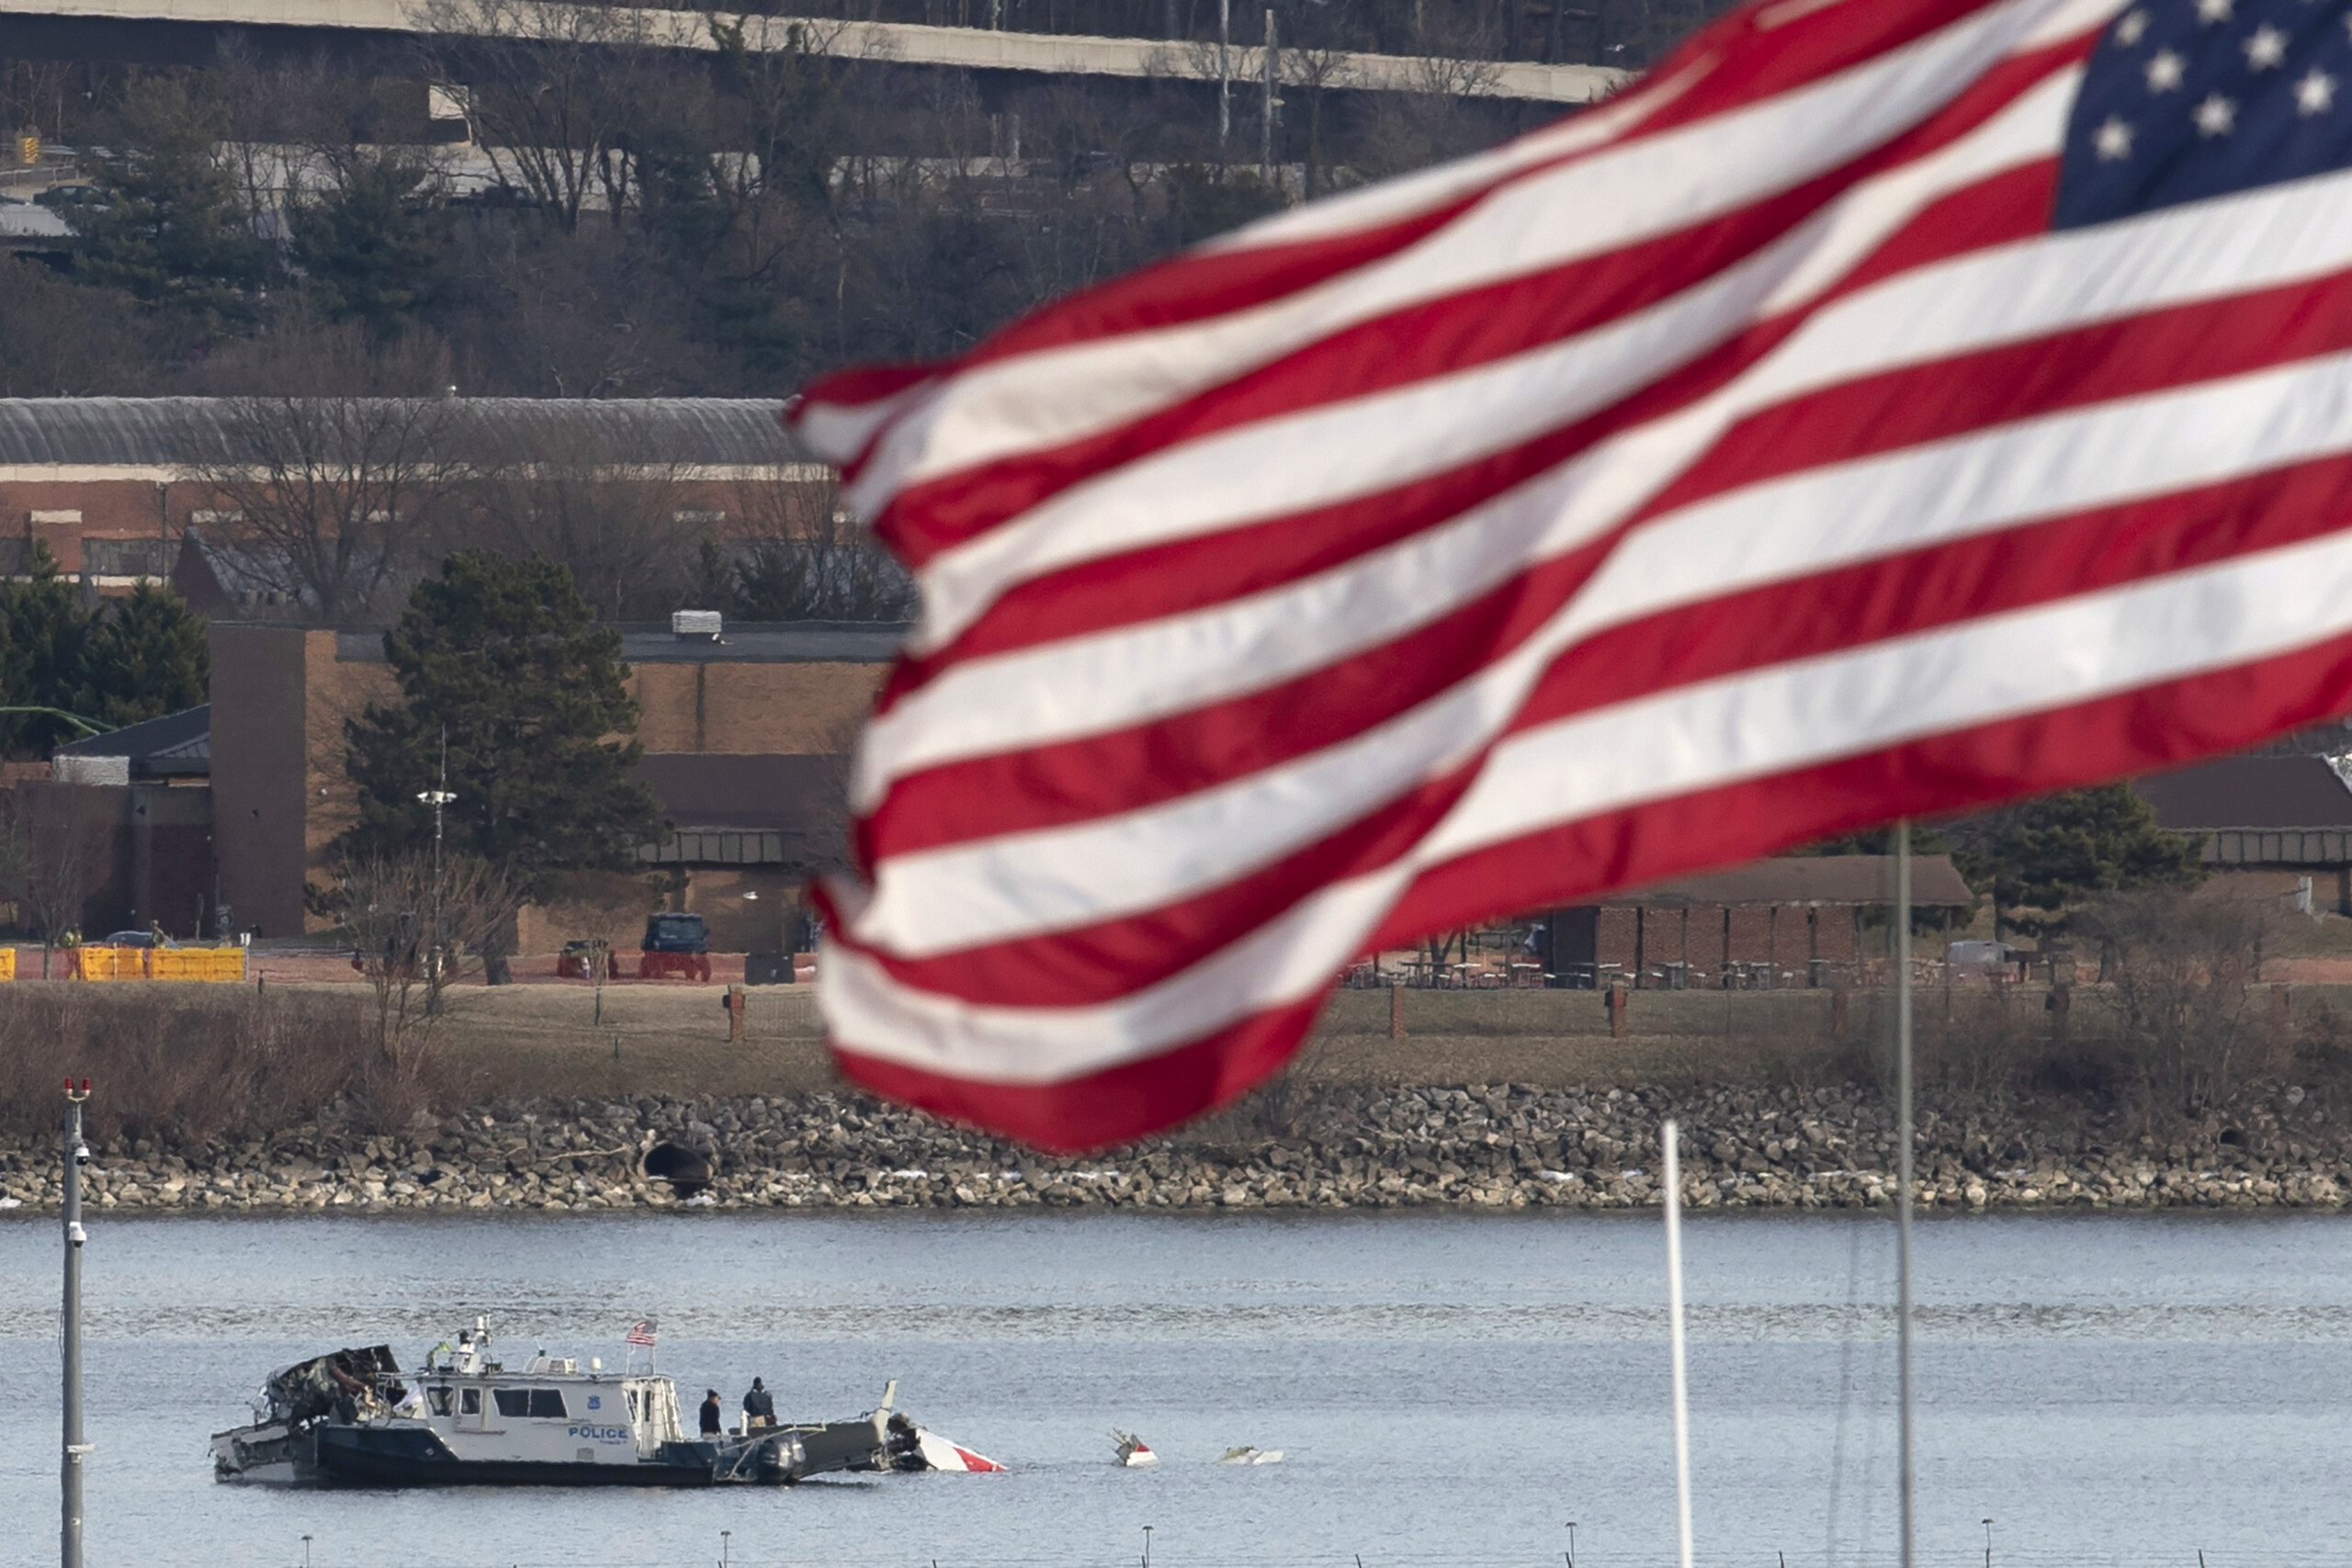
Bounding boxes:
0 0 1734 400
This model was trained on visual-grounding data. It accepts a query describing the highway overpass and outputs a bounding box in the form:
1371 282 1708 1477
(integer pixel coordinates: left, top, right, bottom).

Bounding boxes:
0 0 1631 103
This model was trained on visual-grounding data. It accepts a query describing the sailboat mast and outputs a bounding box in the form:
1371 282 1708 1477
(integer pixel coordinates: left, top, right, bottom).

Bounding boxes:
1662 1120 1694 1568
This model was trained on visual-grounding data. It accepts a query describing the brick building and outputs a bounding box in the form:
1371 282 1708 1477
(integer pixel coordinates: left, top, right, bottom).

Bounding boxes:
1542 855 1977 987
208 618 900 950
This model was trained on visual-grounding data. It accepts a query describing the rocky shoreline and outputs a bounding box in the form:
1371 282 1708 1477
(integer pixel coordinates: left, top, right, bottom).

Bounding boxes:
2 1082 2346 1215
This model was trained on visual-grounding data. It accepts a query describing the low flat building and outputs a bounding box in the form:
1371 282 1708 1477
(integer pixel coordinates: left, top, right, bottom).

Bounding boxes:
1541 854 1976 987
2135 752 2352 912
31 705 216 938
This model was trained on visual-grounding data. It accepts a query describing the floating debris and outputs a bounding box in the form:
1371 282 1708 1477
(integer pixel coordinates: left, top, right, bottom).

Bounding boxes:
1215 1446 1283 1465
1112 1429 1159 1467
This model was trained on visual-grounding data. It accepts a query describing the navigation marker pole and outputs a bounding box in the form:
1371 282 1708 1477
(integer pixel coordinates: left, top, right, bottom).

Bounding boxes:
1894 821 1917 1568
62 1077 90 1568
1661 1120 1694 1568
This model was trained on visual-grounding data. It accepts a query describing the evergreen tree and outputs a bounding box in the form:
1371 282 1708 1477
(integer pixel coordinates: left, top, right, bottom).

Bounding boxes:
1951 784 2205 940
341 550 661 891
288 157 444 343
0 541 97 755
70 77 268 328
78 580 209 728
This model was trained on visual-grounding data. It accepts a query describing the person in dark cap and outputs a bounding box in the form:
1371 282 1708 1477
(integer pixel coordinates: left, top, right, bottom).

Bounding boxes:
742 1378 775 1430
699 1389 723 1437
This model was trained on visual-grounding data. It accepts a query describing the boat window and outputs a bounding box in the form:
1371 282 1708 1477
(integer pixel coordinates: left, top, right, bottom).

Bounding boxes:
493 1389 568 1418
460 1388 481 1416
428 1389 453 1416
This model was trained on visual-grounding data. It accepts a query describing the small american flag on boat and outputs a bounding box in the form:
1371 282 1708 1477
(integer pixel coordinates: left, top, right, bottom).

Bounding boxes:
625 1319 658 1348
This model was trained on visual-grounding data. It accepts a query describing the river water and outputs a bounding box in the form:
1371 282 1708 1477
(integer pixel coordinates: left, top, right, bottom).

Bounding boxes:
0 1211 2346 1568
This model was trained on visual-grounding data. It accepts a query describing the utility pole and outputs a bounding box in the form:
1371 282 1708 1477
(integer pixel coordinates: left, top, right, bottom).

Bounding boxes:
61 1077 90 1568
1218 0 1231 146
1261 6 1278 179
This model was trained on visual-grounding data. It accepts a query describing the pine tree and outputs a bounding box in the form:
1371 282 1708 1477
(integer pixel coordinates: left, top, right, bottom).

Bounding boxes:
288 157 444 343
0 541 96 755
1951 784 2205 941
78 581 209 728
341 550 661 890
70 76 268 328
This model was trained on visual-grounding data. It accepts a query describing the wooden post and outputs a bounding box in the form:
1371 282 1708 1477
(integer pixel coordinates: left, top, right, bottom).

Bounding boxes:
1389 981 1406 1040
1831 984 1849 1040
1607 983 1627 1039
724 985 745 1042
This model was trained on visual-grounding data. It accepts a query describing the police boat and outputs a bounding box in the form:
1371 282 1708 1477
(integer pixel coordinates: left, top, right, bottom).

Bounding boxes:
209 1321 994 1487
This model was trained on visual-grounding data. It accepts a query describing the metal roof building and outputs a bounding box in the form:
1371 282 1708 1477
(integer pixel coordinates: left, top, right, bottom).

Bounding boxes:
0 397 821 476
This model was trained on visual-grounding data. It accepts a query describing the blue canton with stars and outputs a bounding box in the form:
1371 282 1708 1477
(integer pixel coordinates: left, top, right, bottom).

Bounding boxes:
2054 0 2352 227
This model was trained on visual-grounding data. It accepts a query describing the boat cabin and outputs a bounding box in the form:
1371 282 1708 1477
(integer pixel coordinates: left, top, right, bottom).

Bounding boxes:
410 1320 684 1465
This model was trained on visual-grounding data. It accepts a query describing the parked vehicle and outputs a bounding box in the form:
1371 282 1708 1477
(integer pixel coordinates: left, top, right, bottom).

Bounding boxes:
637 911 711 982
557 940 620 981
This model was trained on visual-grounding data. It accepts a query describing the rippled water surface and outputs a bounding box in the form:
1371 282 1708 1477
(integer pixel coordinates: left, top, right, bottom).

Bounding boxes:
0 1211 2347 1568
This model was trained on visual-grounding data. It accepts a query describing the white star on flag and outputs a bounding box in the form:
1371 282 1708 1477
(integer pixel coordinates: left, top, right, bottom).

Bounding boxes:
2196 0 2233 23
2244 24 2287 67
2297 66 2338 113
2094 114 2136 158
2146 48 2188 88
2114 7 2150 43
2193 90 2239 134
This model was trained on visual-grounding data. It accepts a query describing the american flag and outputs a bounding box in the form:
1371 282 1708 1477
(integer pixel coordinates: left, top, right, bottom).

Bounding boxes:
626 1320 657 1348
792 0 2352 1150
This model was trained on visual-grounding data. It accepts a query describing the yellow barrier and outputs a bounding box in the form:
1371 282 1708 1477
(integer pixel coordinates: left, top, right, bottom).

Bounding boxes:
70 945 144 980
0 948 15 980
149 947 248 983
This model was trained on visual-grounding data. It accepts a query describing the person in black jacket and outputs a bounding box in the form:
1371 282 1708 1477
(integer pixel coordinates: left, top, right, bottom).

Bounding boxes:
699 1389 723 1436
742 1378 776 1430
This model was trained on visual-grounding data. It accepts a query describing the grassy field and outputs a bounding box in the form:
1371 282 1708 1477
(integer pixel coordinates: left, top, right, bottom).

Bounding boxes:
429 979 1915 1099
20 964 2352 1116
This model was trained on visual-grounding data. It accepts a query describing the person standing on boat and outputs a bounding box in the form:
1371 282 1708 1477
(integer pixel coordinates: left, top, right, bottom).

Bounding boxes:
742 1379 775 1430
699 1389 723 1437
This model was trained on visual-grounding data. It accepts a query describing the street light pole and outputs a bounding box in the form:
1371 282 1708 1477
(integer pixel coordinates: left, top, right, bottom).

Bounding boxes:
417 728 457 1013
61 1077 90 1568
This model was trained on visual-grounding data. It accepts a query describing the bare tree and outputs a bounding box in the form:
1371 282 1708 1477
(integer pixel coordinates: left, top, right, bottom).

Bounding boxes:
4 788 104 978
175 393 477 624
1284 46 1359 198
718 475 918 622
459 404 707 619
414 0 666 231
2077 888 2285 1118
317 851 524 1079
